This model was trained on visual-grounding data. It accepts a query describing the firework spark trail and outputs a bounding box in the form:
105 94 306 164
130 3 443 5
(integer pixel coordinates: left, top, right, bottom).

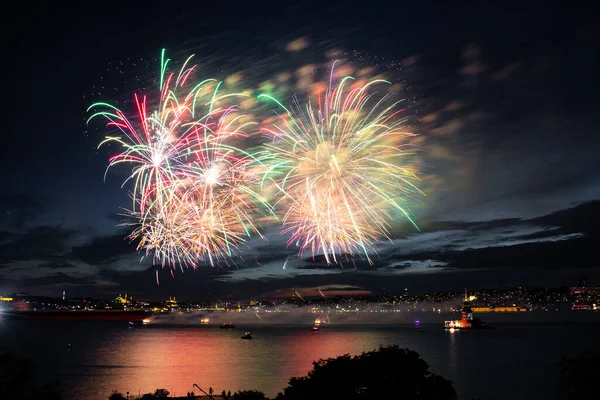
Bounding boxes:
259 66 423 264
88 50 271 269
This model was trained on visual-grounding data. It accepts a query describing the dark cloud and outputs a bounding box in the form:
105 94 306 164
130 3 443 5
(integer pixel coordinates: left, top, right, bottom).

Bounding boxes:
2 202 599 300
37 261 76 269
419 218 522 233
531 200 600 236
513 229 563 241
0 225 77 264
5 272 96 288
70 231 137 265
385 263 412 271
300 254 387 271
0 194 46 229
424 238 594 271
106 212 125 223
0 230 15 242
390 201 599 271
252 243 297 264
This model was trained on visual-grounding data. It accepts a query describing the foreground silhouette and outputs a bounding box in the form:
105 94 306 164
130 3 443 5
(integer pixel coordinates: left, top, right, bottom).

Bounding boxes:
275 345 457 400
0 352 60 400
232 390 268 400
109 388 170 399
556 351 600 400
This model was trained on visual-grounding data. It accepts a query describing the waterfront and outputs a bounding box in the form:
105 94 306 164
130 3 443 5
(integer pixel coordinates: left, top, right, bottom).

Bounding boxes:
1 313 599 400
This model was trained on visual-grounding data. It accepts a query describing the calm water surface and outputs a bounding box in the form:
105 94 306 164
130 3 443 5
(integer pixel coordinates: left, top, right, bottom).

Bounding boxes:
1 313 599 400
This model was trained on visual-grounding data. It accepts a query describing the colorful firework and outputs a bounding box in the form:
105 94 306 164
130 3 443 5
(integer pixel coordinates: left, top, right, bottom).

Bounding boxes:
259 65 423 264
88 50 270 269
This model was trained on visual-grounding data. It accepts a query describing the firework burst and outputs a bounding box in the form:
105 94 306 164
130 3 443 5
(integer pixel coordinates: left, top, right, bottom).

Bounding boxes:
88 50 270 269
259 66 423 264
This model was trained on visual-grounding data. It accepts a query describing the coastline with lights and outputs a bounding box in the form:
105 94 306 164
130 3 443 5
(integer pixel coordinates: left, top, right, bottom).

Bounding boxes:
1 282 598 323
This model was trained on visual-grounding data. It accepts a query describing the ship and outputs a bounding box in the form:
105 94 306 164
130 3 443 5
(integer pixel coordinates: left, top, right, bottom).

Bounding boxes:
241 332 252 340
219 322 236 329
0 310 152 321
444 291 488 331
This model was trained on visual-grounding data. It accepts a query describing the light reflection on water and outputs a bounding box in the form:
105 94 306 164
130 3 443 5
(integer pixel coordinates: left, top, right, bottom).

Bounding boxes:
1 316 599 400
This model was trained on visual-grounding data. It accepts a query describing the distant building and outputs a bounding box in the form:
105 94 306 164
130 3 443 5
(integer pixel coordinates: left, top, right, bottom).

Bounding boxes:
165 297 177 309
113 294 132 305
570 286 599 295
472 306 527 313
570 285 599 310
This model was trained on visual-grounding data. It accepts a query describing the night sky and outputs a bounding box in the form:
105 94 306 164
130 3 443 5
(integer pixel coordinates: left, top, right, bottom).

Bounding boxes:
2 1 599 300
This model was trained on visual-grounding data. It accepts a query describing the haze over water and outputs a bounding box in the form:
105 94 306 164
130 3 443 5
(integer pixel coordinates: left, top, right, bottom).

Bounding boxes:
1 313 598 400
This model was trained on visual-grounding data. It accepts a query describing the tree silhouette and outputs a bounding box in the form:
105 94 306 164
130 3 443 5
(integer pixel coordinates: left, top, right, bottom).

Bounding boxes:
275 346 456 400
232 389 269 400
0 352 60 400
32 381 60 400
153 388 170 398
556 351 600 400
108 390 127 400
0 352 34 400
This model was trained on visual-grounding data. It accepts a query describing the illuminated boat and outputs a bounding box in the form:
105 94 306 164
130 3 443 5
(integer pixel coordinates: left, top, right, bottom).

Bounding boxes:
444 292 487 331
219 322 235 329
312 326 319 332
241 332 252 340
142 318 151 325
200 317 209 324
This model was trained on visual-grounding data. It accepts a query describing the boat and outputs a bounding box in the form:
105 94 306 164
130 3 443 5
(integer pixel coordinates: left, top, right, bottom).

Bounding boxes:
241 332 252 340
219 322 235 329
444 291 488 331
142 318 151 325
200 317 209 324
311 326 319 332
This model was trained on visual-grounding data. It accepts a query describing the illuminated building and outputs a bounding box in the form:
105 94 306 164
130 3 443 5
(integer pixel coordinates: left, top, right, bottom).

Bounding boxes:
165 297 178 310
114 295 127 304
113 294 133 307
445 290 487 330
570 285 600 310
0 296 13 302
472 306 527 313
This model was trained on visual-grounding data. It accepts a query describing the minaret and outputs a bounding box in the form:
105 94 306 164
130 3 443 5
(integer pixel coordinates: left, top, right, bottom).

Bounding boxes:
62 290 66 300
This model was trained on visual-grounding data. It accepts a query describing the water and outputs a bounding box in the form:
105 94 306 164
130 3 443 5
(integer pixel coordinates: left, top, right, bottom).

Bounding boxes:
1 313 599 400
